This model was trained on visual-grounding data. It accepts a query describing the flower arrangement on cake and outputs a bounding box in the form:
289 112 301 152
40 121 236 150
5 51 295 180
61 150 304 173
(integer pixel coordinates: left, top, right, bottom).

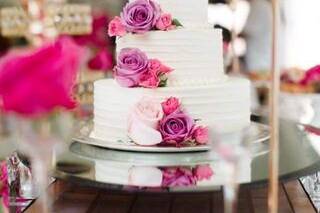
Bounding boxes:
281 66 320 94
127 97 209 147
114 48 173 88
108 0 182 37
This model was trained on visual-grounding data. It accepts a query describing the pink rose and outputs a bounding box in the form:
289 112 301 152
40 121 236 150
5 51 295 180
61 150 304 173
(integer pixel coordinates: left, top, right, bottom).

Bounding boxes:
108 16 126 37
161 97 180 115
194 165 213 181
156 13 173 31
159 63 173 74
192 126 209 144
0 37 84 117
127 97 164 146
139 73 160 88
148 59 173 75
148 59 162 74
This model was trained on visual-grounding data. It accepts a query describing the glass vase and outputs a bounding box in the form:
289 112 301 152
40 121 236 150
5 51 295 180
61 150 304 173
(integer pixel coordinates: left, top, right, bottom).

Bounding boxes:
6 112 74 213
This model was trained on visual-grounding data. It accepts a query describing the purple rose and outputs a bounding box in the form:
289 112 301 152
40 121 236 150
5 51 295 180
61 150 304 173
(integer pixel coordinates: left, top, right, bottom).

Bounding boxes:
159 111 195 144
114 48 149 87
121 0 161 33
162 167 196 187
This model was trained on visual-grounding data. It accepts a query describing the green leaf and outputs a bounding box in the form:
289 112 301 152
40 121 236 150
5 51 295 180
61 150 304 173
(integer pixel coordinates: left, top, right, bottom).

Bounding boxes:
181 140 197 147
159 79 168 87
159 74 168 87
172 18 183 27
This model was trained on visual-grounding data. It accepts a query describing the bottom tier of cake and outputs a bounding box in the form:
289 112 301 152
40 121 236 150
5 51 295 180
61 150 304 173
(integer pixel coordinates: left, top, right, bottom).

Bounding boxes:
92 78 251 142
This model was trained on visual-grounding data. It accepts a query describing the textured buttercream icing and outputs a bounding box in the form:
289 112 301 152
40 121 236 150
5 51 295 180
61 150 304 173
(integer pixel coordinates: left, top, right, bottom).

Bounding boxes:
92 78 251 141
117 29 225 86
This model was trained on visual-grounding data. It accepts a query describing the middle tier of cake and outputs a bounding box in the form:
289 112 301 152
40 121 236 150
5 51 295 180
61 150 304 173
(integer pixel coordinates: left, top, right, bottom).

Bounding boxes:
116 28 226 87
92 78 251 142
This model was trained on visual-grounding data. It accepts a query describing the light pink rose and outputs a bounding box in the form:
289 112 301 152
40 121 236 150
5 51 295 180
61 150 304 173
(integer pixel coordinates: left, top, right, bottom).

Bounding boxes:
156 13 173 31
192 126 209 144
194 165 213 181
127 97 164 146
161 97 180 115
139 73 160 88
108 16 126 37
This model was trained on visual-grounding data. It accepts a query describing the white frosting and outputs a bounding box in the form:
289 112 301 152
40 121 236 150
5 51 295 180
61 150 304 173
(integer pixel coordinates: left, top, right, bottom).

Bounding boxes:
117 29 225 86
92 78 251 142
129 0 209 28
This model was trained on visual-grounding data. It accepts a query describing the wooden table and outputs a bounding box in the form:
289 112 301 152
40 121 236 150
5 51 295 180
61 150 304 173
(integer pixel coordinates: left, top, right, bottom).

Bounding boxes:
24 179 316 213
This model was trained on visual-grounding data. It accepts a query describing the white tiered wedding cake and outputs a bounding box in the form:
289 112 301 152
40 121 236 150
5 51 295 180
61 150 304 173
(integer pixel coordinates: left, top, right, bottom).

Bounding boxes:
92 0 250 145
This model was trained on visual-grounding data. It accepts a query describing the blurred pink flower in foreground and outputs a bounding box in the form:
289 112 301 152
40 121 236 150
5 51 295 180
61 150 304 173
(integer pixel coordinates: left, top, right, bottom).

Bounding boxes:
0 37 85 117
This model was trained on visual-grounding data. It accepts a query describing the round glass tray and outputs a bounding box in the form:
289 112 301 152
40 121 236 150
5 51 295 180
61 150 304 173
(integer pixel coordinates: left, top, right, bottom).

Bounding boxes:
73 122 269 153
54 119 320 193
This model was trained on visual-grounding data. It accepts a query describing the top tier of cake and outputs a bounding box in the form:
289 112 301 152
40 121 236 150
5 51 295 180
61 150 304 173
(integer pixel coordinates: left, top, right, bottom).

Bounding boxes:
117 0 225 87
129 0 209 28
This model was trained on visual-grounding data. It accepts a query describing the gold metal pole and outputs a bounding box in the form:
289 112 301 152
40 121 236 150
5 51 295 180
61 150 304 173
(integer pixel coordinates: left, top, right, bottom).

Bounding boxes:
268 0 280 212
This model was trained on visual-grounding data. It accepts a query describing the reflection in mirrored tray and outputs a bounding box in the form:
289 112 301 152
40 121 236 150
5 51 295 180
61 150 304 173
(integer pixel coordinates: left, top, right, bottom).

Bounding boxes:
55 120 320 193
66 142 255 191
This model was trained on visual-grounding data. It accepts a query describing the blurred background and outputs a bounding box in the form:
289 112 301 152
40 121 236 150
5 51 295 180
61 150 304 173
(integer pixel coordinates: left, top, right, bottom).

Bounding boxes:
0 0 320 211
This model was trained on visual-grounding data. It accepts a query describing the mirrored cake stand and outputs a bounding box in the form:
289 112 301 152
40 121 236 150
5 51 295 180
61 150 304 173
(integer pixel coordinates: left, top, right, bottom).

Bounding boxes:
54 119 320 193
